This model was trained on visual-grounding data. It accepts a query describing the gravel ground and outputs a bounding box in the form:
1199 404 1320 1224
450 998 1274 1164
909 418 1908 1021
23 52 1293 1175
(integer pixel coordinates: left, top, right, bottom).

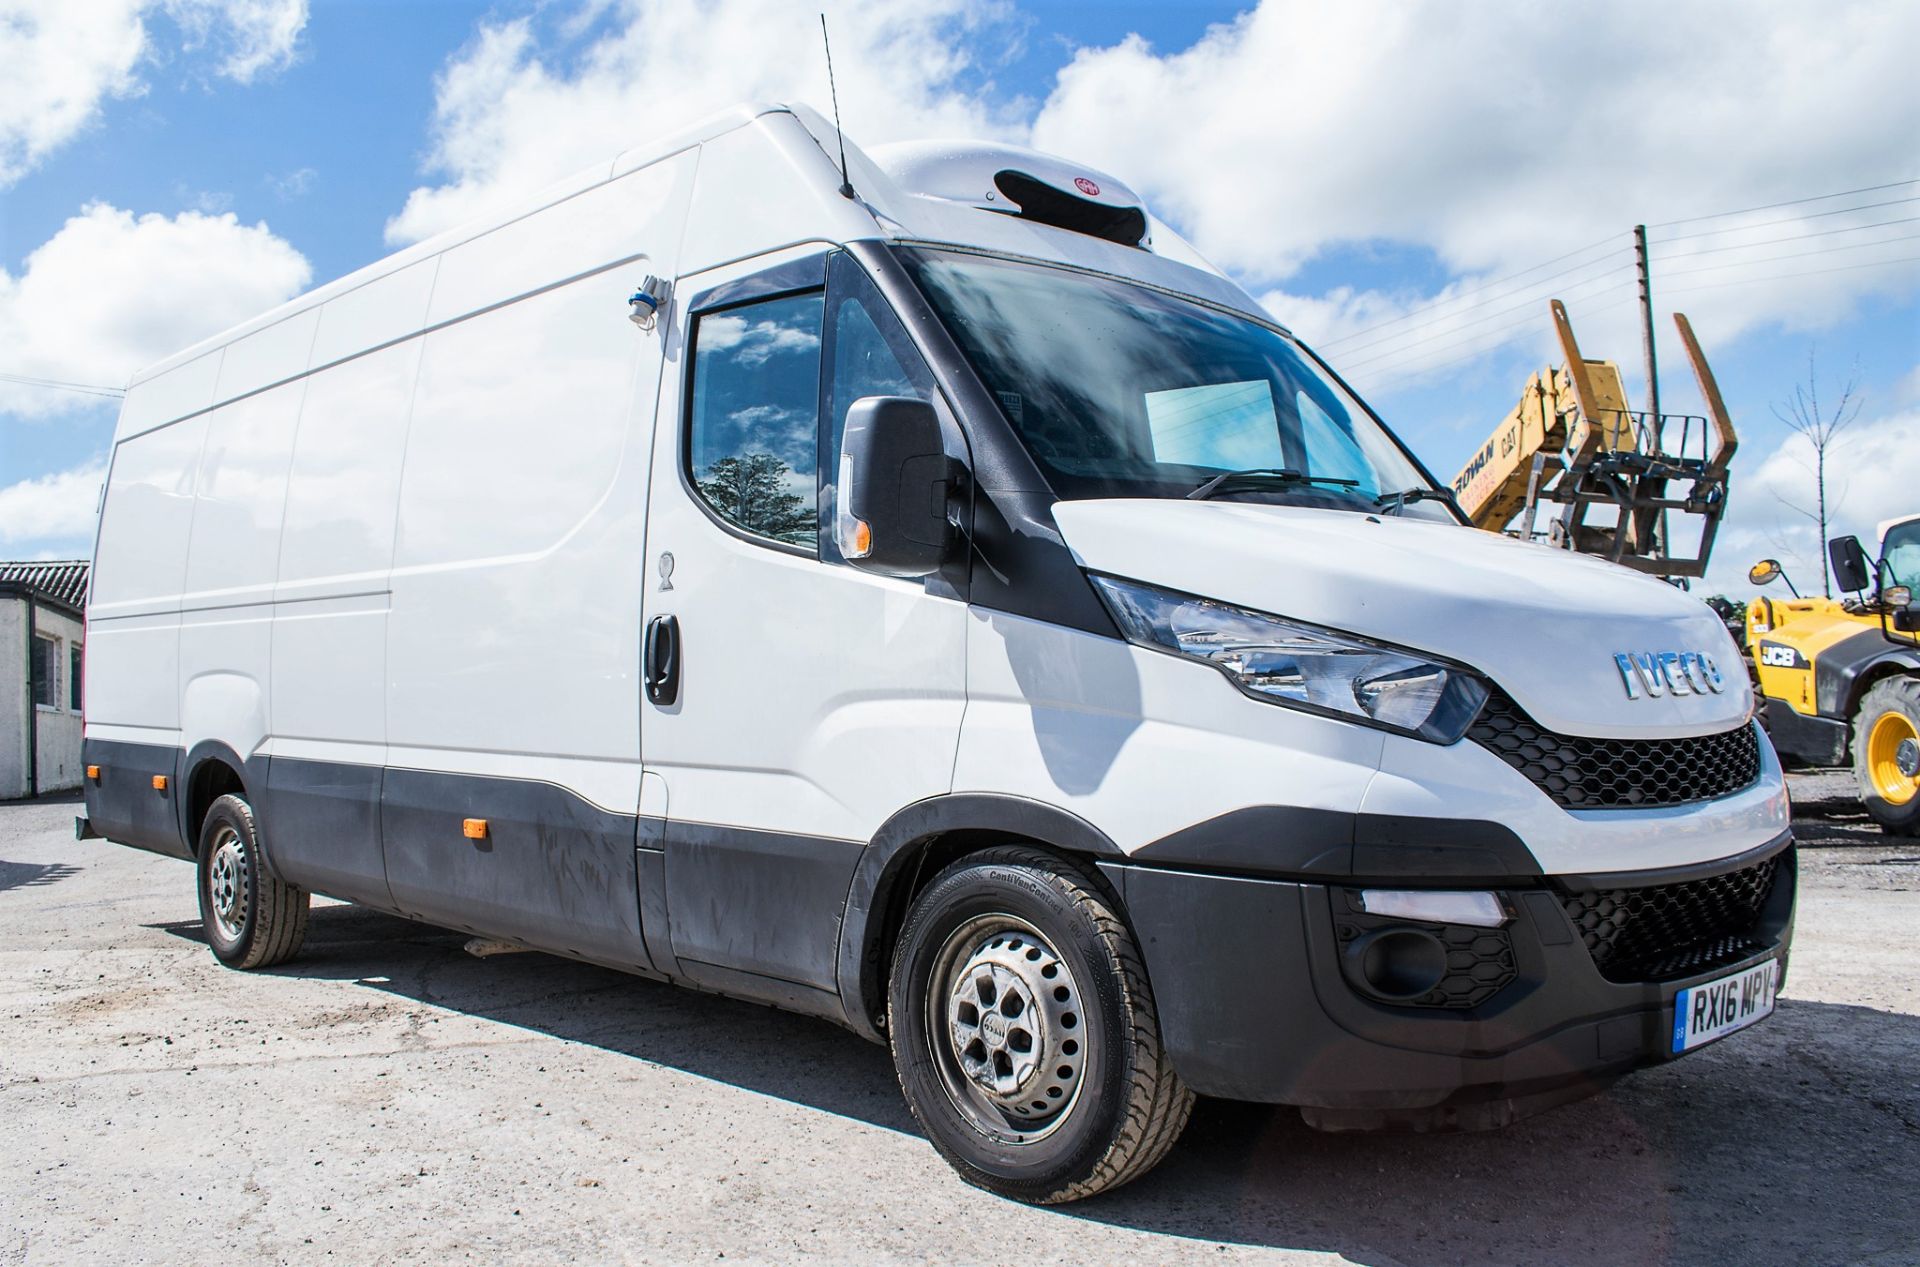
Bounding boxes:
2 775 1916 1267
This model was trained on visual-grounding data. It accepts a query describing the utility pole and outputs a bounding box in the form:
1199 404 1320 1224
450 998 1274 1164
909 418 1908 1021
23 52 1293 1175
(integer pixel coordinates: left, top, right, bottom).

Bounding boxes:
1633 224 1661 439
1633 223 1666 560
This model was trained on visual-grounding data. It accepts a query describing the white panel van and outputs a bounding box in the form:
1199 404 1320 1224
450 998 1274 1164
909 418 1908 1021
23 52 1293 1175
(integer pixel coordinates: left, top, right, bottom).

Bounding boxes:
80 104 1793 1202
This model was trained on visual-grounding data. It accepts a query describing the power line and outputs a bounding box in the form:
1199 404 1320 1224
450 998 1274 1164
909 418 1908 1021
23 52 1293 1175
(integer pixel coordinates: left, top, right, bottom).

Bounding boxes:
1322 250 1632 360
1354 239 1918 385
1311 179 1917 367
1647 178 1920 229
1313 233 1622 350
0 372 126 399
1652 214 1920 261
1662 252 1920 297
1336 276 1635 376
1658 230 1920 279
1352 294 1640 387
1335 273 1634 374
1651 195 1920 244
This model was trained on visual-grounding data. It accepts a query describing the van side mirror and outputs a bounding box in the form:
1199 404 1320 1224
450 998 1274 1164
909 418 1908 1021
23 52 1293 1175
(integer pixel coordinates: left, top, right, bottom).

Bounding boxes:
836 396 956 578
1828 535 1872 594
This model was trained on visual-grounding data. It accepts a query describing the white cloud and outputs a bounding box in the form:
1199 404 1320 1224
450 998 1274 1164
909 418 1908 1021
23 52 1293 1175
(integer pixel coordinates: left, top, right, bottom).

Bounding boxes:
0 461 106 548
1034 3 1917 280
266 165 317 200
164 0 307 84
386 0 1026 244
699 315 821 365
386 0 1918 390
1031 1 1920 379
0 0 307 185
0 0 149 185
1704 402 1920 597
0 202 312 418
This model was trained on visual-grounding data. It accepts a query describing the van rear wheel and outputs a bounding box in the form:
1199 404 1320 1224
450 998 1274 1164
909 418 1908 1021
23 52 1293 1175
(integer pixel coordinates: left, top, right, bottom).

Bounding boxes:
196 793 310 968
887 846 1193 1203
1854 676 1920 836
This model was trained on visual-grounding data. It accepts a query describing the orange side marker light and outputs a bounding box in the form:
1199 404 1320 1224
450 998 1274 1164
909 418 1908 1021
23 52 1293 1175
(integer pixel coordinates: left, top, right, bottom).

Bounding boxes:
151 775 168 791
463 818 489 840
86 765 101 781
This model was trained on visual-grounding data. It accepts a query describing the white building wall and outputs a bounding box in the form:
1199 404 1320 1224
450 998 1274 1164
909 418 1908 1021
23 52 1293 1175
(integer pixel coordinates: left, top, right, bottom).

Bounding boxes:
34 604 85 792
0 597 85 798
0 598 24 798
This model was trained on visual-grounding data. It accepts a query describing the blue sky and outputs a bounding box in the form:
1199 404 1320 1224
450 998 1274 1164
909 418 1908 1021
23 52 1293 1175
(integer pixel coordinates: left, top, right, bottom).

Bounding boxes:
3 0 1915 598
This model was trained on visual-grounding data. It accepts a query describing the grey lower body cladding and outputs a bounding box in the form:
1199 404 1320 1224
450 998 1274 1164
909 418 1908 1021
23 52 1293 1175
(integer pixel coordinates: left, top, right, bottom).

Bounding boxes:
80 740 859 1024
82 739 1795 1121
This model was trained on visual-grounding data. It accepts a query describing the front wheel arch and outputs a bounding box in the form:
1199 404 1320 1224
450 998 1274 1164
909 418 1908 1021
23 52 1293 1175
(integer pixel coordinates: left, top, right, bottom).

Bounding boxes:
838 795 1126 1043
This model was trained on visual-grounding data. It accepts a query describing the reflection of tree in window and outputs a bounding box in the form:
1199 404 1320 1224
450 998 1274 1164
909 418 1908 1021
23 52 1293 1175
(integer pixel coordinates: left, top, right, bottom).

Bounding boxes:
696 453 815 544
688 290 825 548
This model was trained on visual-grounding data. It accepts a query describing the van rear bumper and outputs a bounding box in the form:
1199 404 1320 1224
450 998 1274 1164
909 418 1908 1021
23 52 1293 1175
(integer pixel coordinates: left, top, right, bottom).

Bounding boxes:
1101 832 1795 1127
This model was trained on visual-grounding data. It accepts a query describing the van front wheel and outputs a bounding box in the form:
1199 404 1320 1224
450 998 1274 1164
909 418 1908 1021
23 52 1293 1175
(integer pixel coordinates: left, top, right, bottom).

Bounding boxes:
196 793 310 969
887 846 1193 1203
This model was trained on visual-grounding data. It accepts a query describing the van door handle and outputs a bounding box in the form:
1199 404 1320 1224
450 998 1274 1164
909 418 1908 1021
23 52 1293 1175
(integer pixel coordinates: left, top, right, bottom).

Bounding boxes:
644 614 680 706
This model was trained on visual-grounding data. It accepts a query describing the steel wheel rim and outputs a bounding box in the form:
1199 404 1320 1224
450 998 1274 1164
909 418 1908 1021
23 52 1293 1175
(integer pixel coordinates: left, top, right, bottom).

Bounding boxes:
1867 710 1920 805
925 913 1090 1146
207 826 250 941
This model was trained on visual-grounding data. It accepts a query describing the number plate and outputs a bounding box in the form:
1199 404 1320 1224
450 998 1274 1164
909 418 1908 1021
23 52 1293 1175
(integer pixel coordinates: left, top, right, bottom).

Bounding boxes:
1671 959 1780 1054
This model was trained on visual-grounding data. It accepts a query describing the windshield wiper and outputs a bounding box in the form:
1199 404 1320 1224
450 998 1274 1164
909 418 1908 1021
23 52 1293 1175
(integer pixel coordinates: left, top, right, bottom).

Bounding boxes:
1188 468 1363 501
1373 487 1460 516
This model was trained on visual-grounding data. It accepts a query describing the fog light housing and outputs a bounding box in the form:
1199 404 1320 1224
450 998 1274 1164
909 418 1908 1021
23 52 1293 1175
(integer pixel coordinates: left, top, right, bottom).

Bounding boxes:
1360 889 1507 928
1348 927 1448 1000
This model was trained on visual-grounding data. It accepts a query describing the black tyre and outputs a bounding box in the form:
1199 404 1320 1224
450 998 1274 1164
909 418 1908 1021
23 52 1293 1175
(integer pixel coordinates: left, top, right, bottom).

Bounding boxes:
196 793 310 968
1853 676 1920 836
887 846 1193 1203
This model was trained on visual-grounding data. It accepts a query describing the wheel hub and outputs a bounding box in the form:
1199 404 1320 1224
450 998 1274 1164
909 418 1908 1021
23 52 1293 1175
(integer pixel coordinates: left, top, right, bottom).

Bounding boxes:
208 829 249 940
1866 710 1920 805
942 923 1086 1125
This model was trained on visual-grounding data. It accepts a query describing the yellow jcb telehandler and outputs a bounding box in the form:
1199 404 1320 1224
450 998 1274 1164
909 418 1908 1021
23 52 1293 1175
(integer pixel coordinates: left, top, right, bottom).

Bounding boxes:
1746 516 1920 834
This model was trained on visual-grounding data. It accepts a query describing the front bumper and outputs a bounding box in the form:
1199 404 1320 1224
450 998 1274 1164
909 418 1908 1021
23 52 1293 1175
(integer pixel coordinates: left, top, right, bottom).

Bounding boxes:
1102 831 1796 1128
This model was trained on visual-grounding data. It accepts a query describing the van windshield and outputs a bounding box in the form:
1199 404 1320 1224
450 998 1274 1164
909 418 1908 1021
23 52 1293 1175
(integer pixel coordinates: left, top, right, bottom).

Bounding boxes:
897 247 1453 519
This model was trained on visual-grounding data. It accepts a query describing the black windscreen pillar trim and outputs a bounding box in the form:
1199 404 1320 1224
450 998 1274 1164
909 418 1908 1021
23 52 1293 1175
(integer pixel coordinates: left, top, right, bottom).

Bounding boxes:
684 251 830 315
847 241 1120 640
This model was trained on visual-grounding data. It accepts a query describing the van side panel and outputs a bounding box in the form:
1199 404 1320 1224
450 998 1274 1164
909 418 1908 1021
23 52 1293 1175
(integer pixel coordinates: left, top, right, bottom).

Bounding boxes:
87 416 210 741
84 410 212 853
383 273 649 777
213 308 320 404
377 151 697 963
114 350 221 441
422 164 685 326
179 382 306 768
264 335 425 903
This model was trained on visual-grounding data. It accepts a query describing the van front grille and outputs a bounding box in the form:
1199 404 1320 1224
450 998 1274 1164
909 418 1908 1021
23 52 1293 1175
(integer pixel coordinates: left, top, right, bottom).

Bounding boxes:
1466 688 1761 809
1559 851 1787 983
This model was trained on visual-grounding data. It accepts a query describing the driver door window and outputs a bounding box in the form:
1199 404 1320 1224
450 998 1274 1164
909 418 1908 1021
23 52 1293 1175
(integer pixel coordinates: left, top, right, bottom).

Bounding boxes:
686 291 825 549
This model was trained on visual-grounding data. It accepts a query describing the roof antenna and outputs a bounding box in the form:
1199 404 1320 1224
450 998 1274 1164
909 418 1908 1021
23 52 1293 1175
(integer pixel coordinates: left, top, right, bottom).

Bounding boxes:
820 14 855 200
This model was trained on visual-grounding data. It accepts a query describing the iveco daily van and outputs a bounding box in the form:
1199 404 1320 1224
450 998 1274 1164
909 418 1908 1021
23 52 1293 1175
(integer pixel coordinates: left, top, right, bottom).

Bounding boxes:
79 104 1793 1203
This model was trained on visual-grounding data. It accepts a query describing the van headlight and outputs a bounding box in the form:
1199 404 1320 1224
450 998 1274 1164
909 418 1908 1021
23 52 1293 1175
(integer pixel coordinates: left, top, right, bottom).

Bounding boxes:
1089 575 1489 743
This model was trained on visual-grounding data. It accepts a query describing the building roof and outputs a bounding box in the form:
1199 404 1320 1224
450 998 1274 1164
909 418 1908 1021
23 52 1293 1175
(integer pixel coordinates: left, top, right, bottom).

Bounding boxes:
0 560 90 613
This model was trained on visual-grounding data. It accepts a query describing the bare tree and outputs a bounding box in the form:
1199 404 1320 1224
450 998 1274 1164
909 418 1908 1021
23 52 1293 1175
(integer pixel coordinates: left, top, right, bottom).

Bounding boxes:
1771 349 1862 597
